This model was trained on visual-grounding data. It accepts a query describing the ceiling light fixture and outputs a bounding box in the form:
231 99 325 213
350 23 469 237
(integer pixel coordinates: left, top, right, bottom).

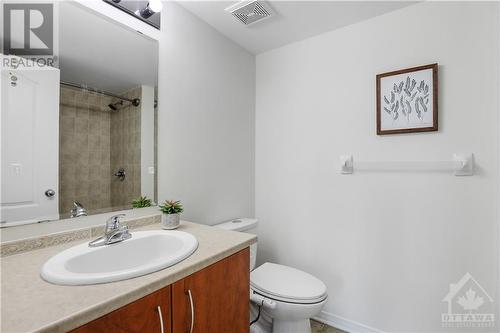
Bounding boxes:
138 0 163 19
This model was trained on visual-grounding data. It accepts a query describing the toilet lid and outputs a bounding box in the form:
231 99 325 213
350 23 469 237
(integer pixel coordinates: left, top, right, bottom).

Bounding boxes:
250 263 327 303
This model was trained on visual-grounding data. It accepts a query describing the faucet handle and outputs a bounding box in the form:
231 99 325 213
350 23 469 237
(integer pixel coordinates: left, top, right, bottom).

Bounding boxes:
106 214 126 232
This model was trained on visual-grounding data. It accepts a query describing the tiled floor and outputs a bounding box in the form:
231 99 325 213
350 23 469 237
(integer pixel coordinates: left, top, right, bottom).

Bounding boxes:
311 319 346 333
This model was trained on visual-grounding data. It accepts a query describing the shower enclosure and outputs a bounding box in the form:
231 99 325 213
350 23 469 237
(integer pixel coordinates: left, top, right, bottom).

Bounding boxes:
59 84 151 218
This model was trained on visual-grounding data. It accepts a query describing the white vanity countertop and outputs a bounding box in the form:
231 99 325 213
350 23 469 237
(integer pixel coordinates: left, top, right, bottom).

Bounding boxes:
0 221 257 333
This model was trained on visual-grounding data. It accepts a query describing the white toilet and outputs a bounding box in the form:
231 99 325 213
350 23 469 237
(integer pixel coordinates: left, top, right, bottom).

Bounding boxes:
215 218 327 333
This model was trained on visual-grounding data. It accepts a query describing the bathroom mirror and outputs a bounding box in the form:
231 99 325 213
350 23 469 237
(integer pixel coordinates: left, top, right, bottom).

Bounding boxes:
1 2 158 227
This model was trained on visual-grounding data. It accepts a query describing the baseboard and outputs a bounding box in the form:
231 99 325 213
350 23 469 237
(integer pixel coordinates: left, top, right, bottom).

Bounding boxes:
314 310 386 333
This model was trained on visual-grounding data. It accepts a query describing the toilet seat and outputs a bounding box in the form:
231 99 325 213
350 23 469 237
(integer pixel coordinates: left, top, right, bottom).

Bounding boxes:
251 286 327 305
250 263 327 305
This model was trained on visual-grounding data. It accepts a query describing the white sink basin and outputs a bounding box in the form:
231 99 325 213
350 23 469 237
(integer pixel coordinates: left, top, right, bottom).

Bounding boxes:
41 230 198 285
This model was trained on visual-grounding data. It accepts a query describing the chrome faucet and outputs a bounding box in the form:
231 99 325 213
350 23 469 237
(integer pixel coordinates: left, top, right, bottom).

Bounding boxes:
88 214 132 247
70 201 88 218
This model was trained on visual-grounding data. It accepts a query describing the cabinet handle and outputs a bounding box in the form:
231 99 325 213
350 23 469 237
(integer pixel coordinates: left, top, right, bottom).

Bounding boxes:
186 289 194 333
157 305 164 333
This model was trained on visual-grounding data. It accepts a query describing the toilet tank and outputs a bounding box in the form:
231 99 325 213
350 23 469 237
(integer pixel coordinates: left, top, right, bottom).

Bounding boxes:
214 218 258 271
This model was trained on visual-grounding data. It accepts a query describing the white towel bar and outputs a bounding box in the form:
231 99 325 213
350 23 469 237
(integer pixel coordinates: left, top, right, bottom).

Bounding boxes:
339 153 474 176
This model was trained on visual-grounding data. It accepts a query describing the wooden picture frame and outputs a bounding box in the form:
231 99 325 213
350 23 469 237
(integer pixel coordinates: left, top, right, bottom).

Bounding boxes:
376 63 438 135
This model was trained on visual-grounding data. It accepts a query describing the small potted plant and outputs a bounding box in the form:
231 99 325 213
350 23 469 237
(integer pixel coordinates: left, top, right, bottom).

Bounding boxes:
131 196 152 208
159 200 183 229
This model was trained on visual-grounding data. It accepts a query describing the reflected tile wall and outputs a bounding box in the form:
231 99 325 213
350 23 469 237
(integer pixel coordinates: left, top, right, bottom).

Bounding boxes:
110 87 141 208
59 86 141 217
59 86 113 217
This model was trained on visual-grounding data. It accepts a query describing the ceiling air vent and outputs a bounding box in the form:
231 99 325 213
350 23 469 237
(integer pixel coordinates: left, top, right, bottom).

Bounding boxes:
225 1 274 26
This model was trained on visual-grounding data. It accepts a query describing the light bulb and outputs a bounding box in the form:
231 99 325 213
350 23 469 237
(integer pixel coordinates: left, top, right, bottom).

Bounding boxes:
148 0 162 13
138 0 163 19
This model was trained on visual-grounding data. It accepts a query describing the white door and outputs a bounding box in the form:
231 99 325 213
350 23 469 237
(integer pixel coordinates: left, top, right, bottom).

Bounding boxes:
0 60 60 226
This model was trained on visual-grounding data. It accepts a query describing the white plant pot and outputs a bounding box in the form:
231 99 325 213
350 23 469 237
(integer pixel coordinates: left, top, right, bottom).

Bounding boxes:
161 213 180 230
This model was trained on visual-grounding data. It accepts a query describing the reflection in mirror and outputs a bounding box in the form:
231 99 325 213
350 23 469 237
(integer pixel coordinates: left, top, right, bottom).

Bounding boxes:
0 2 158 227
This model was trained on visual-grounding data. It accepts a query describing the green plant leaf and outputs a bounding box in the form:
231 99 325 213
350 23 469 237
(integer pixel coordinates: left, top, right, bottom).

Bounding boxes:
132 196 152 208
159 199 184 214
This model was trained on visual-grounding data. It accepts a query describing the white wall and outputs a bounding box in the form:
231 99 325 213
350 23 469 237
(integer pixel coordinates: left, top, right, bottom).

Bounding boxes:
157 2 255 224
256 2 499 332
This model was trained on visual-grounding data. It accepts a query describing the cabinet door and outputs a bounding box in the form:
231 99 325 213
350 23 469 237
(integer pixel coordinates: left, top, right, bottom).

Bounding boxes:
72 286 171 333
172 248 250 333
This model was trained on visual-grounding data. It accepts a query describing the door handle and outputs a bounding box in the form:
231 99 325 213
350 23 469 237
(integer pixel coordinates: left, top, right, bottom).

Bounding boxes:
186 289 194 333
157 306 164 333
45 189 55 198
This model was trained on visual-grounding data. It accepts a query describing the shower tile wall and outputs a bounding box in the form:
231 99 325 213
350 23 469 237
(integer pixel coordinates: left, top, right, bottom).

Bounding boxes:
59 86 112 217
110 87 141 209
59 86 141 218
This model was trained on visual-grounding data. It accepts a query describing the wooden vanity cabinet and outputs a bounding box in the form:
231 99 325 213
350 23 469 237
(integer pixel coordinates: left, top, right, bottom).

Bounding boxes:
71 248 249 333
71 287 171 333
172 248 249 333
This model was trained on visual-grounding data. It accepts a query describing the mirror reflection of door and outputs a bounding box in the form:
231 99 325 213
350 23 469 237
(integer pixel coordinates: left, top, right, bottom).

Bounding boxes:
1 63 60 226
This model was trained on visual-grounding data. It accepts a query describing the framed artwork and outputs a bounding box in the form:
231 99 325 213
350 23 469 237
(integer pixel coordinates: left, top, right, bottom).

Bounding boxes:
376 63 438 135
